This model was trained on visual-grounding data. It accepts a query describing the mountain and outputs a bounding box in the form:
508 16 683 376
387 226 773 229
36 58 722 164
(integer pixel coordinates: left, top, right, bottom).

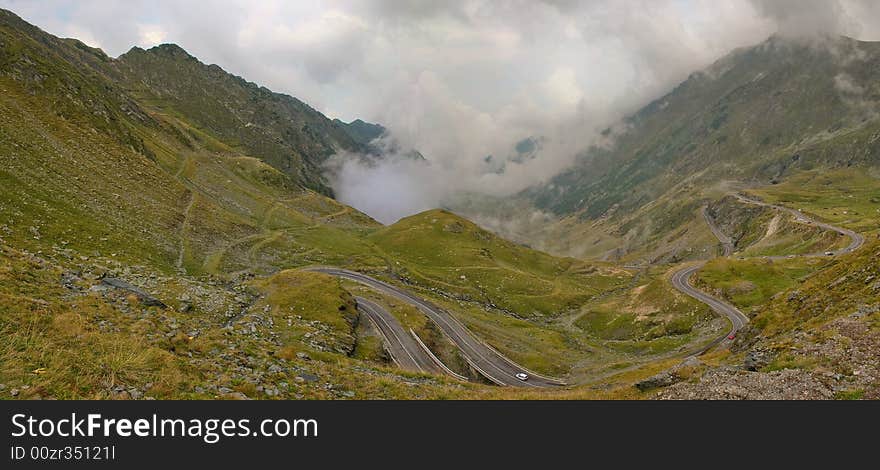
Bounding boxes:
512 35 880 262
333 118 386 145
113 44 371 195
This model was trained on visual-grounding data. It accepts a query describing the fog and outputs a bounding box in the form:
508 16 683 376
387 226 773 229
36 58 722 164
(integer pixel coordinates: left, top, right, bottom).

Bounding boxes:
8 0 880 224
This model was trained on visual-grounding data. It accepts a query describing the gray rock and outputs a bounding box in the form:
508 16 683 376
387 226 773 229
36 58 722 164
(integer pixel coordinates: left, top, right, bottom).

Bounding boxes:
296 352 311 361
681 356 702 368
636 372 676 391
296 373 319 383
850 304 879 319
743 349 772 371
60 271 81 288
100 277 167 308
636 357 702 391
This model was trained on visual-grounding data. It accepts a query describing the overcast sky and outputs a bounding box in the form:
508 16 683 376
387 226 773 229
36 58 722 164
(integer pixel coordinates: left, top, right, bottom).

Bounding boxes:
5 0 880 223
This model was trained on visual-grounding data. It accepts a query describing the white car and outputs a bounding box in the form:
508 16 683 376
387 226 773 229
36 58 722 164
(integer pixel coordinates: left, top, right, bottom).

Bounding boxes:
515 373 529 381
825 251 835 256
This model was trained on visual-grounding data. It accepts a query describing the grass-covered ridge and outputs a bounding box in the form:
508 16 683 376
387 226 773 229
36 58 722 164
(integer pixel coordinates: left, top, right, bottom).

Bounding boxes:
369 209 629 318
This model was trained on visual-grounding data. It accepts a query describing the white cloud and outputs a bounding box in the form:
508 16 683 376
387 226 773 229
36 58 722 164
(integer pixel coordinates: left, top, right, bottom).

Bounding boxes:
137 25 167 48
542 67 583 108
4 0 880 223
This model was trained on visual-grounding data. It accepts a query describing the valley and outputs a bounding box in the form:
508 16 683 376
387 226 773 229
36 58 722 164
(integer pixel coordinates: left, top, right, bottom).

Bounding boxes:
1 7 878 400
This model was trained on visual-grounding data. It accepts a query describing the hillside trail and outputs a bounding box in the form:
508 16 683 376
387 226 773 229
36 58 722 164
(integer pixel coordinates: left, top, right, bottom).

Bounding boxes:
175 191 196 273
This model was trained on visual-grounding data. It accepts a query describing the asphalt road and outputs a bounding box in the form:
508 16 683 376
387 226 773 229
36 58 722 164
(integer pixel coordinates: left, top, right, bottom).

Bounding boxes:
309 267 565 387
670 262 748 350
311 195 864 380
672 193 865 354
733 193 865 255
701 206 734 256
355 296 442 374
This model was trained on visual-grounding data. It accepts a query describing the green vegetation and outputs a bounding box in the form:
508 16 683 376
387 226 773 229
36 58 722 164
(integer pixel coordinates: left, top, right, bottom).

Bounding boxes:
835 389 865 400
750 240 880 335
576 267 709 340
117 43 370 195
0 246 187 399
694 257 820 309
252 270 359 355
749 168 880 236
369 209 630 318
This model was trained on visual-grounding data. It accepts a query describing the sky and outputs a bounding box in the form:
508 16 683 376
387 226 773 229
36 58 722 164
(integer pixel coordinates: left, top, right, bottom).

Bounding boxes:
5 0 880 223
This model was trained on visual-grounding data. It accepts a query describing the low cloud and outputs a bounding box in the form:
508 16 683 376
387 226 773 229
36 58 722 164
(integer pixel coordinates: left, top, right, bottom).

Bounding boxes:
8 0 880 224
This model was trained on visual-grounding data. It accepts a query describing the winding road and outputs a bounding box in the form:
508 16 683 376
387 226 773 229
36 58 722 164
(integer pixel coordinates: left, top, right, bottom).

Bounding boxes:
307 194 863 383
671 194 865 354
733 194 864 255
309 267 565 388
670 262 748 350
701 205 734 257
355 296 442 374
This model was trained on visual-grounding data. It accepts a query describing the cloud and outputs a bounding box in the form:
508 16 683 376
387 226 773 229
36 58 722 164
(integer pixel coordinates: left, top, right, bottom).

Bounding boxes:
748 0 858 38
137 25 167 48
326 151 449 225
542 67 583 108
5 0 880 224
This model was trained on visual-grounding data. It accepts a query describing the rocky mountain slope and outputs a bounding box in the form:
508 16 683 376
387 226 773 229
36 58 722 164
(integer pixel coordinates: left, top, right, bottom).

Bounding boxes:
333 118 386 145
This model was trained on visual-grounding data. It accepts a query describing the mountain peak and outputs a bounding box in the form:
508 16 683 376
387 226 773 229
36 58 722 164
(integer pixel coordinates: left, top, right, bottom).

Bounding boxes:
120 43 194 62
146 43 193 58
333 118 386 145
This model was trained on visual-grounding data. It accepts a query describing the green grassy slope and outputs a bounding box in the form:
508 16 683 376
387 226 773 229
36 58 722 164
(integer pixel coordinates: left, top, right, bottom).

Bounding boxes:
369 209 627 317
113 44 366 195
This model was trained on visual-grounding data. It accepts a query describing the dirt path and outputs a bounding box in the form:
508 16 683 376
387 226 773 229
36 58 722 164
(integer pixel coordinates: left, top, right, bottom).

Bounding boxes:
176 192 196 273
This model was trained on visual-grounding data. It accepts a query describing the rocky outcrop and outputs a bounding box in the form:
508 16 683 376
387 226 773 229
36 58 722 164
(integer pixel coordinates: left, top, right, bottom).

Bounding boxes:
96 277 167 308
636 356 703 391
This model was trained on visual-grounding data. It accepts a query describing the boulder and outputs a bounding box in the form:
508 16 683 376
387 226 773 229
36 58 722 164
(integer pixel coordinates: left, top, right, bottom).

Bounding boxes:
100 277 167 308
